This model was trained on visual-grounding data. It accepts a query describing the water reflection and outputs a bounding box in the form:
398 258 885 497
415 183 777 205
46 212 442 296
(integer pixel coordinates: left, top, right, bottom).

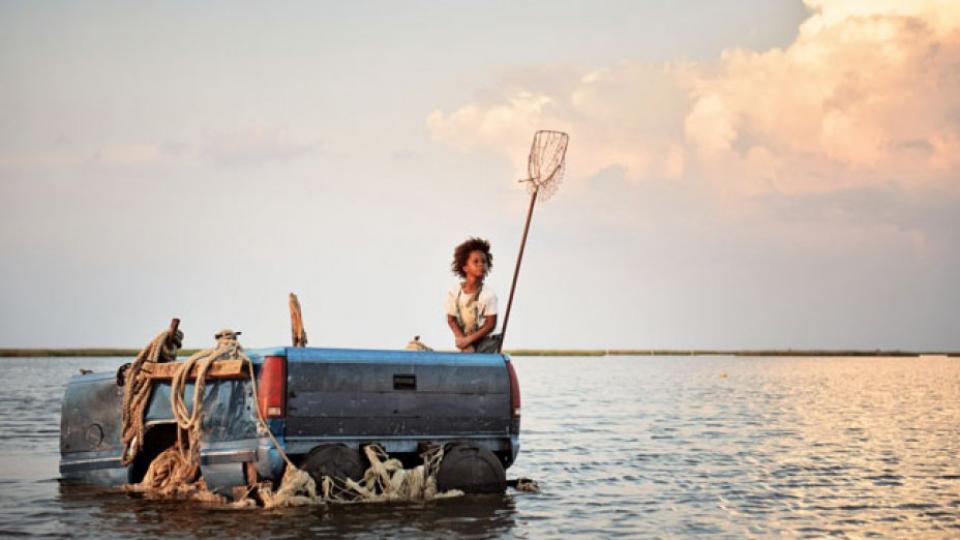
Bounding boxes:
57 483 517 539
511 355 960 537
2 356 958 537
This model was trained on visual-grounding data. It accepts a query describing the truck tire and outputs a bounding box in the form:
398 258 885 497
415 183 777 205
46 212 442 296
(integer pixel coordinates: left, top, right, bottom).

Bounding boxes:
300 444 364 487
436 443 506 494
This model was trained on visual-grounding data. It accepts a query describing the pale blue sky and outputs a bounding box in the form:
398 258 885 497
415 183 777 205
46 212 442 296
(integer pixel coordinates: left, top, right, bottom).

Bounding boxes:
1 1 957 350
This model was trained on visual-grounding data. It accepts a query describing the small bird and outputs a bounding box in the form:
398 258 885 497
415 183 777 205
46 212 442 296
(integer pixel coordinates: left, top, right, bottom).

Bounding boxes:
79 368 93 375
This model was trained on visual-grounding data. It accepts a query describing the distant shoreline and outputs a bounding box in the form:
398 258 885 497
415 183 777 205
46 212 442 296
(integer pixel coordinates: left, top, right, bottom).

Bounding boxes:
1 348 957 358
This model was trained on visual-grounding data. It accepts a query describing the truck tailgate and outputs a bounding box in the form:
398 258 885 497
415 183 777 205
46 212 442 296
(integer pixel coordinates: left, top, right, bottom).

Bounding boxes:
285 348 511 438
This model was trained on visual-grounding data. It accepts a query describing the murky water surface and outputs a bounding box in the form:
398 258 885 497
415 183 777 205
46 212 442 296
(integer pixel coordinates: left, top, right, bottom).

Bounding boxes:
1 355 958 538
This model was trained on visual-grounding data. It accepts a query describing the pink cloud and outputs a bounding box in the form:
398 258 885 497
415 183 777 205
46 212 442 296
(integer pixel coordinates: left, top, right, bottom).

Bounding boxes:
427 0 960 196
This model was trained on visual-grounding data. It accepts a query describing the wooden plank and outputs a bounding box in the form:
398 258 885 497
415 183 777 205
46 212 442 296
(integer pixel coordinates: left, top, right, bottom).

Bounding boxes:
143 359 247 380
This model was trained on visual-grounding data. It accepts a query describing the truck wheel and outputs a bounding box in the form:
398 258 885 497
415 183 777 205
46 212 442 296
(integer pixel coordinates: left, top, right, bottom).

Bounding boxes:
301 444 365 487
436 443 506 494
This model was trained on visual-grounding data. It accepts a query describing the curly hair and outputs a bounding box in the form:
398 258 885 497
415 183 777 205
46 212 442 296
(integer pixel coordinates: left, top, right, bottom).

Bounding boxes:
451 237 493 278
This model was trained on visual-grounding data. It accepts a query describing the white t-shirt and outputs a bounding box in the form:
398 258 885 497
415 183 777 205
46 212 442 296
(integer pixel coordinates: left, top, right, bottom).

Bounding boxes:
445 284 498 330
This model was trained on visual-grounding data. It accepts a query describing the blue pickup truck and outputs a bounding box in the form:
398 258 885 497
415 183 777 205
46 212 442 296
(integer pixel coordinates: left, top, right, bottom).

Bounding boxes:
59 347 521 495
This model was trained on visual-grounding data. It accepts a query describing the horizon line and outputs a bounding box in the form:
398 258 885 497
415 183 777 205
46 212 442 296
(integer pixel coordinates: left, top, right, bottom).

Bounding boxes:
1 347 957 358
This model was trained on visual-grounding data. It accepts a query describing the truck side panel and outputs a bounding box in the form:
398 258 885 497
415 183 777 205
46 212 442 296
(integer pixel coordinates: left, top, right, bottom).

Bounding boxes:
59 373 126 483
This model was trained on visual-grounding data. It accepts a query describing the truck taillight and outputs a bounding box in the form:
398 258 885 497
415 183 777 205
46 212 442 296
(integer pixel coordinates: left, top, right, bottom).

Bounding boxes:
258 355 286 419
506 359 521 418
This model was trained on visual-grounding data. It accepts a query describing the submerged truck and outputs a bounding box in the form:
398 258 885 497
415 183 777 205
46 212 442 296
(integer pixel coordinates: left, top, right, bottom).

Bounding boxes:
60 346 521 495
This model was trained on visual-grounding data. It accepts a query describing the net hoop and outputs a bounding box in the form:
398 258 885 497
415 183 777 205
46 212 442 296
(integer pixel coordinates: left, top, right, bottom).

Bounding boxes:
522 130 568 201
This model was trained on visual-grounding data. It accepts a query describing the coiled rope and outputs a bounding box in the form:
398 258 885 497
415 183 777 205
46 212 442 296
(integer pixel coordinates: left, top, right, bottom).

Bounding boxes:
119 327 181 466
120 326 460 508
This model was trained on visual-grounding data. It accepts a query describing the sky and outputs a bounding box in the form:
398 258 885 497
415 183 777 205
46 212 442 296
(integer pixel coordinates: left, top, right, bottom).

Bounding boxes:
1 0 958 351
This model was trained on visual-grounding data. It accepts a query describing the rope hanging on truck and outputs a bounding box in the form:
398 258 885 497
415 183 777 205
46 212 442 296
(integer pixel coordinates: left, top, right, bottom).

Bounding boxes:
119 322 463 507
119 319 182 466
122 326 307 504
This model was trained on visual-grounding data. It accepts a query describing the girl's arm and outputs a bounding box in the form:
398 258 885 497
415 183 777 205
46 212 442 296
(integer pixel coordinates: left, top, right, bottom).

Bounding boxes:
458 314 497 350
447 315 466 341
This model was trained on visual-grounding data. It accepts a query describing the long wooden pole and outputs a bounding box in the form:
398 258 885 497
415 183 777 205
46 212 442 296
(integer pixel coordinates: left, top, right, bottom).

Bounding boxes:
498 186 540 352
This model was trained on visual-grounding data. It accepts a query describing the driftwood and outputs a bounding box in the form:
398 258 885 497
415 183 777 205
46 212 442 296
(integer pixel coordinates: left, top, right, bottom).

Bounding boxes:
289 292 307 347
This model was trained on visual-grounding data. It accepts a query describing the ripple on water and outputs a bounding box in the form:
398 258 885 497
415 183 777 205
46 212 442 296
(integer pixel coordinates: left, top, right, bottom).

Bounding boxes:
2 355 960 537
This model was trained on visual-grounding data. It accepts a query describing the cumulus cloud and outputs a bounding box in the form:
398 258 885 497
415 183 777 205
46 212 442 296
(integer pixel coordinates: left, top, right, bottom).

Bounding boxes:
428 63 694 183
427 0 960 196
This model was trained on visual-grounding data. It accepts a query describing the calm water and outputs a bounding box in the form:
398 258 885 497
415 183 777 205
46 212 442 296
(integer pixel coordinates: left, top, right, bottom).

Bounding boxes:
1 355 958 538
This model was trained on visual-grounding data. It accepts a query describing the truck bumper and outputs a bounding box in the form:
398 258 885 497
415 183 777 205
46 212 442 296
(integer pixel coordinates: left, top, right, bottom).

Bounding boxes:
59 449 128 485
199 436 286 496
59 436 286 497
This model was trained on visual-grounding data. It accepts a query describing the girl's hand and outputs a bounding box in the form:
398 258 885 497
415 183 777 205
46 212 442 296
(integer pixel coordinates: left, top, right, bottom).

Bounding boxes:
455 335 470 349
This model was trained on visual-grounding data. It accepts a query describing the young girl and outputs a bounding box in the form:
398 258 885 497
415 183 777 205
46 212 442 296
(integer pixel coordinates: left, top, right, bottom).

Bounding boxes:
445 237 501 353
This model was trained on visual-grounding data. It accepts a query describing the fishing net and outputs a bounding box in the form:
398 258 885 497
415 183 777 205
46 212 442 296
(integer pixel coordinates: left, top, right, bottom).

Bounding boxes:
522 130 569 201
500 130 570 351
